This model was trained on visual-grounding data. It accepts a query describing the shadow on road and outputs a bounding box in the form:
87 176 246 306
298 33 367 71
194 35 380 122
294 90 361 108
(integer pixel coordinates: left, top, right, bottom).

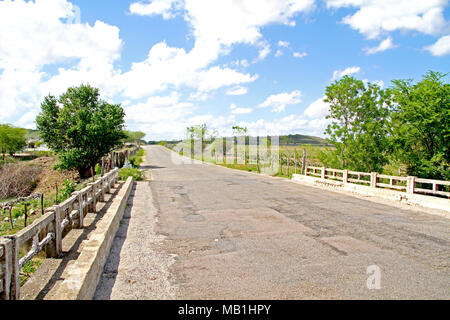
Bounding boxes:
140 165 165 170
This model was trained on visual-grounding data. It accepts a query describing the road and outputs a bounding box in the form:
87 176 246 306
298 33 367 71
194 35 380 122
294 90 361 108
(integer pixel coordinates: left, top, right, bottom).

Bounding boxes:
95 145 450 299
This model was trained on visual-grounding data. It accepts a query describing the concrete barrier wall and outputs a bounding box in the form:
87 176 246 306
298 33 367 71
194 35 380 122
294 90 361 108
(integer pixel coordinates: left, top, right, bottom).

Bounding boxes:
46 176 133 300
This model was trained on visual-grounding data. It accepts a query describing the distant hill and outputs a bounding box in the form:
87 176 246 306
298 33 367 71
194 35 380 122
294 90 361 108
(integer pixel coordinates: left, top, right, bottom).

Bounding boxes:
278 134 331 146
147 134 332 147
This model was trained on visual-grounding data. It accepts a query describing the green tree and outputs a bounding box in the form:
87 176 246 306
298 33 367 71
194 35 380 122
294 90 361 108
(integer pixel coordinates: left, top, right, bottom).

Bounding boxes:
390 71 449 180
322 76 392 172
36 84 126 178
124 130 146 147
0 124 27 161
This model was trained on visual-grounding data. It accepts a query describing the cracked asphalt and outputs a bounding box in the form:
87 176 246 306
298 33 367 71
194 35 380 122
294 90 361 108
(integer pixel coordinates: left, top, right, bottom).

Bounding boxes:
95 145 450 300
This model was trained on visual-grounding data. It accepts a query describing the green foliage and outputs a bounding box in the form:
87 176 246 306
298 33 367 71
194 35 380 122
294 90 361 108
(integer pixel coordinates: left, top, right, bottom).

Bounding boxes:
0 124 27 159
36 84 126 178
123 130 146 147
323 76 392 172
128 155 143 168
59 179 76 201
232 126 247 137
95 163 102 175
389 71 449 180
135 148 145 157
118 168 144 181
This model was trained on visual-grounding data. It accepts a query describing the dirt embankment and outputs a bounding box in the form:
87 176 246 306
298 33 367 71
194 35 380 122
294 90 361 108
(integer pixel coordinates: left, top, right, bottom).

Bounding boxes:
29 157 79 196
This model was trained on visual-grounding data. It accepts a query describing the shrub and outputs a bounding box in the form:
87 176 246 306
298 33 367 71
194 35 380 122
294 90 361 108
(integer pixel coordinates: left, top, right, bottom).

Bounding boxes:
128 155 143 168
0 164 42 199
95 163 102 175
118 168 144 181
59 179 76 201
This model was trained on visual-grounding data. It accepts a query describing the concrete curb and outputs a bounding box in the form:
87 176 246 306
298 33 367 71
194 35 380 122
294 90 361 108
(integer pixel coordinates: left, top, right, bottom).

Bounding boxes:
46 177 134 300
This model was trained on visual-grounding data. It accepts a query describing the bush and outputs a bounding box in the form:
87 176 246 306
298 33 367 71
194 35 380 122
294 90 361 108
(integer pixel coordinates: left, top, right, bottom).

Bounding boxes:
95 163 102 175
128 155 143 168
59 179 76 201
0 164 42 199
118 168 144 181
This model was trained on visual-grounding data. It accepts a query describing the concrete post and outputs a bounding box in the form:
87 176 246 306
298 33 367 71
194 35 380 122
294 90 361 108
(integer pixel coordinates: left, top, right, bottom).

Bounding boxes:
321 167 326 179
3 236 19 300
370 172 378 188
407 176 416 194
73 192 83 229
88 183 97 212
46 206 62 258
343 169 348 183
0 238 13 300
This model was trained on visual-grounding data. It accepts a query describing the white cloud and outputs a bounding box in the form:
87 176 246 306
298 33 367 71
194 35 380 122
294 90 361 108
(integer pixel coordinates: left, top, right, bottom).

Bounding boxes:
0 0 123 125
130 0 315 63
226 86 248 96
258 90 302 112
0 0 122 71
278 40 290 47
425 35 450 56
230 103 253 114
364 36 397 54
275 50 283 57
293 51 307 58
129 0 183 19
332 66 360 80
325 0 448 39
304 97 330 118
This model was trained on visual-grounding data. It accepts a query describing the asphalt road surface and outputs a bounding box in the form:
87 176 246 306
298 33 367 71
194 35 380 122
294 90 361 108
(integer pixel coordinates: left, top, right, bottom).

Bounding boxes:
95 145 450 299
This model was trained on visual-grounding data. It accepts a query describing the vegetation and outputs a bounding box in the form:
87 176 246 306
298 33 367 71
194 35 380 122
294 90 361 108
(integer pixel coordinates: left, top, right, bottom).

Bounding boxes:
320 70 449 180
36 84 126 179
124 130 146 147
118 167 144 181
0 124 27 161
0 163 42 199
129 148 145 168
389 71 449 180
321 76 392 172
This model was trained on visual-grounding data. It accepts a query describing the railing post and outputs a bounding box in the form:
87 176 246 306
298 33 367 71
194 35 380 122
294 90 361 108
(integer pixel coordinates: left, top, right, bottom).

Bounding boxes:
46 206 62 258
88 183 97 212
0 238 13 300
370 172 378 188
343 169 348 183
73 192 83 229
321 167 326 179
3 236 19 300
407 176 416 194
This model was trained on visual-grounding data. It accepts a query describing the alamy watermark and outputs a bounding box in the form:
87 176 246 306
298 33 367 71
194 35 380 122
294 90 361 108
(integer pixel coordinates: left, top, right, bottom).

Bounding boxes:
366 265 381 290
170 135 281 175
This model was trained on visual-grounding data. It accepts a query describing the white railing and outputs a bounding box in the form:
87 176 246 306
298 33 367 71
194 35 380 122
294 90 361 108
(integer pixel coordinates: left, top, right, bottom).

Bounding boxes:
0 168 119 300
304 166 450 198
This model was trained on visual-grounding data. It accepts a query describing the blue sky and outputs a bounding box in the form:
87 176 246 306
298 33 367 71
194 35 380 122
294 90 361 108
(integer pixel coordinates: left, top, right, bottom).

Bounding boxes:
0 0 449 140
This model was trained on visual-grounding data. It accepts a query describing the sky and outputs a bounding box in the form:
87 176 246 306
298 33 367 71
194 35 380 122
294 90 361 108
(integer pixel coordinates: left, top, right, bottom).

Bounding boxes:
0 0 449 141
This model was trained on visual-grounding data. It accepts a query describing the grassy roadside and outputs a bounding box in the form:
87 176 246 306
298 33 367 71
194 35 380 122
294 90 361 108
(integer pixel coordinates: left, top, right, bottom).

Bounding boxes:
118 148 146 181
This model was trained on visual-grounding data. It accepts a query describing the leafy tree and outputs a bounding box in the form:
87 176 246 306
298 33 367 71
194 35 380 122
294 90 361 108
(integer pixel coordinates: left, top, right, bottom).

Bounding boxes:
36 84 126 178
186 124 208 160
389 71 449 180
124 130 146 147
0 124 27 161
322 76 392 172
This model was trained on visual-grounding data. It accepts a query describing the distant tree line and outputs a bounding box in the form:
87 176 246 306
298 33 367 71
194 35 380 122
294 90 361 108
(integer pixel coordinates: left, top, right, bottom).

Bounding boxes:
319 71 449 180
